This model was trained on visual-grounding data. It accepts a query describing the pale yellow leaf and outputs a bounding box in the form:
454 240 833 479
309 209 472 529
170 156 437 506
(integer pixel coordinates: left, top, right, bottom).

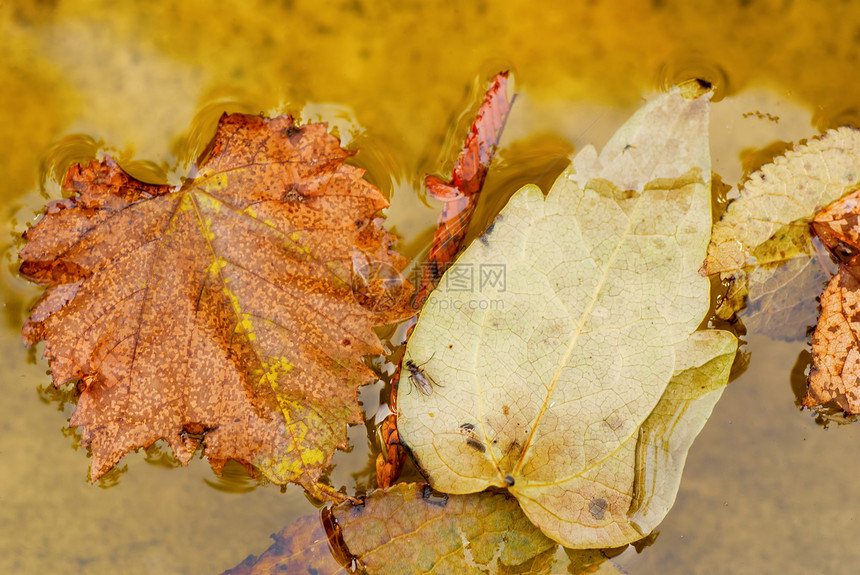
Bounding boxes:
703 127 860 275
701 128 860 332
398 88 737 548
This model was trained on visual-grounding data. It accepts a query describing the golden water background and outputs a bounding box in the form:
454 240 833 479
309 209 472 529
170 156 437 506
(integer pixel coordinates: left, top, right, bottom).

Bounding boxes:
2 1 860 573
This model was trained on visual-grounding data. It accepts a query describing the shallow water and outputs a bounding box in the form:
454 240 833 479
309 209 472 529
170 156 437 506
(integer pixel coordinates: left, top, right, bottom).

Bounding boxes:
2 1 860 573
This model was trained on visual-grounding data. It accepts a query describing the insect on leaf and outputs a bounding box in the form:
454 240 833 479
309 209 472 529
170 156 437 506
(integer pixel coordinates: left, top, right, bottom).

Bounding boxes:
805 188 860 414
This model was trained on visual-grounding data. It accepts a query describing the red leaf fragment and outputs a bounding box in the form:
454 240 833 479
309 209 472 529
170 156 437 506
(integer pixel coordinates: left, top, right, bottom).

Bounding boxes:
375 72 515 489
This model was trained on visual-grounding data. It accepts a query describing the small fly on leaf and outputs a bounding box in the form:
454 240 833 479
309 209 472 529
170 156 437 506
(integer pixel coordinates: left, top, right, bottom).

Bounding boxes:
404 355 438 396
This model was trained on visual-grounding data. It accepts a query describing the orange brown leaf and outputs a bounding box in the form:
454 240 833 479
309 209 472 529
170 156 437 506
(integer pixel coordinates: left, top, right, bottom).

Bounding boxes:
21 114 410 500
806 266 860 413
375 72 514 488
811 187 860 262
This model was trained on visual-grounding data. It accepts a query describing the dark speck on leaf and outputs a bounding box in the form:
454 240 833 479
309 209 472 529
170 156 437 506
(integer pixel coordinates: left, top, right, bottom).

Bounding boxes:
422 484 449 506
466 438 486 453
505 475 515 486
460 422 475 431
589 497 608 520
281 124 301 137
283 187 306 202
480 219 498 246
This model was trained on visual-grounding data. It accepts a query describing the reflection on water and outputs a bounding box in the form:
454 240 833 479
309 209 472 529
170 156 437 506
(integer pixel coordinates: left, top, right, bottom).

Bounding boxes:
36 381 78 412
655 52 731 102
38 134 102 198
349 131 404 202
143 443 183 471
815 105 860 134
738 139 795 182
95 464 128 489
203 460 259 495
171 96 268 176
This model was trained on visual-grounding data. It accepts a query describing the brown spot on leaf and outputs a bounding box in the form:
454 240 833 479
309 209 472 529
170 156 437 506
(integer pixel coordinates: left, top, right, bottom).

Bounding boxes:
589 497 608 520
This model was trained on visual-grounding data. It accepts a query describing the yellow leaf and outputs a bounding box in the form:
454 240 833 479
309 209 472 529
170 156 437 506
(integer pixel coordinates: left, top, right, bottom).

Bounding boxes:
398 87 736 548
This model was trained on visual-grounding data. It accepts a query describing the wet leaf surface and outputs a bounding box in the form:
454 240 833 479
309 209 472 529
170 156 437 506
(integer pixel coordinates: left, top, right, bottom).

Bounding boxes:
20 113 410 500
703 127 860 339
398 87 737 548
337 484 558 574
805 267 860 414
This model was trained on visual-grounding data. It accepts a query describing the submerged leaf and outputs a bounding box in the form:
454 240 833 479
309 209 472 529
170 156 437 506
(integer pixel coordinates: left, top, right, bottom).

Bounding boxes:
805 188 860 414
223 514 342 575
724 251 832 341
398 88 736 548
336 484 557 574
225 483 558 575
21 114 410 499
702 127 860 339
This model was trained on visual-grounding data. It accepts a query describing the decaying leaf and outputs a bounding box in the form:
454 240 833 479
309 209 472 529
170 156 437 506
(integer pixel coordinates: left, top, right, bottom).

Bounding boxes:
397 87 737 548
810 188 860 257
21 114 410 500
805 188 860 414
225 483 558 575
805 268 860 414
702 127 860 339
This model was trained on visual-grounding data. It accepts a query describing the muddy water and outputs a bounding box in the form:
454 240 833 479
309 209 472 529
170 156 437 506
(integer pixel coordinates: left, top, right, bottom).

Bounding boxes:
2 1 859 573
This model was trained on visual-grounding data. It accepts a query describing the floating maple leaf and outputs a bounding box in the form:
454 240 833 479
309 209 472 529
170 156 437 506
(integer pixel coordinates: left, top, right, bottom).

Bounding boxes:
21 114 410 501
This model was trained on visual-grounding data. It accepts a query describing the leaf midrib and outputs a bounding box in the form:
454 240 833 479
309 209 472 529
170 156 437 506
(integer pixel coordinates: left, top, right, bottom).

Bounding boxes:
511 184 648 479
